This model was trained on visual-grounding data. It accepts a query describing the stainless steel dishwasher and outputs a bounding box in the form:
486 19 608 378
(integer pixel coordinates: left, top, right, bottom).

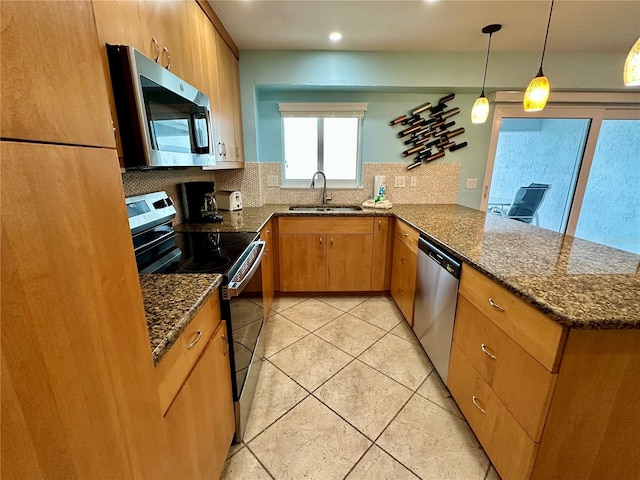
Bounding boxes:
413 236 461 384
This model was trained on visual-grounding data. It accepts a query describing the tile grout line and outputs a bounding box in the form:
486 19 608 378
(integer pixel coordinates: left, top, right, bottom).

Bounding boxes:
244 443 277 480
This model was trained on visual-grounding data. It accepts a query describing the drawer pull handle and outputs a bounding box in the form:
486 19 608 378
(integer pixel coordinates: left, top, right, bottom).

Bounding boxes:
330 237 333 246
488 298 505 312
403 232 409 237
472 395 487 415
400 258 407 264
481 344 497 360
186 330 202 349
222 334 228 356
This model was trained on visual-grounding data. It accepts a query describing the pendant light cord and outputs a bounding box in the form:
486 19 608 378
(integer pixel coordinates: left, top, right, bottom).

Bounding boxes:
538 0 555 70
480 33 493 96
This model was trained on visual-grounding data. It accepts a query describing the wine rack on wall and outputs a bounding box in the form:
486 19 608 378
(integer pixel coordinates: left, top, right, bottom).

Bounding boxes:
389 93 468 170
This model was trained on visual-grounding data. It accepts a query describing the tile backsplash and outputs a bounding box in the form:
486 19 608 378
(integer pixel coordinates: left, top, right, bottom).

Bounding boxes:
121 161 460 216
122 169 218 223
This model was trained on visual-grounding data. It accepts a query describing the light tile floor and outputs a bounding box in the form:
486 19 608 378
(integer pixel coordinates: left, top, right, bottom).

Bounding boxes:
222 295 501 480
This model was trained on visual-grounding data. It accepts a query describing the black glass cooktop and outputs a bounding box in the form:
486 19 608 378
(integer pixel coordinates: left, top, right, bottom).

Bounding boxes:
159 231 258 275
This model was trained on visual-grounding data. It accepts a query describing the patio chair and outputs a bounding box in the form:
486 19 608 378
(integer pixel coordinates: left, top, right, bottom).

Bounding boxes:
503 183 551 225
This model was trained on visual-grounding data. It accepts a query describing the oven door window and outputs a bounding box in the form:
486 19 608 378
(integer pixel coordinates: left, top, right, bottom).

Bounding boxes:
140 76 210 155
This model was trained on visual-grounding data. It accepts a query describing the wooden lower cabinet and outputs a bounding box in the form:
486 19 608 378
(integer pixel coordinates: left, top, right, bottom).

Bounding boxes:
279 233 326 291
326 233 374 291
450 264 640 479
278 217 375 292
164 321 235 480
390 234 418 324
448 345 538 480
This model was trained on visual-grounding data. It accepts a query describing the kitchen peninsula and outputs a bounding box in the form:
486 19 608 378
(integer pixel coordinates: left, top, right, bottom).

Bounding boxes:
173 203 639 480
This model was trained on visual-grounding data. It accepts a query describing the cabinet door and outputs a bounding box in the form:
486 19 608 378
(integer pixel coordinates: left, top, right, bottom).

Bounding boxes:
326 234 373 291
164 321 235 480
213 32 242 167
371 217 393 291
279 234 326 291
1 141 170 479
390 238 418 324
1 1 115 147
260 220 275 316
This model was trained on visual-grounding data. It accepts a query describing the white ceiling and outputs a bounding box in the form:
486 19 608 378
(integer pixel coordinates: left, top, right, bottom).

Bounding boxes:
208 0 640 55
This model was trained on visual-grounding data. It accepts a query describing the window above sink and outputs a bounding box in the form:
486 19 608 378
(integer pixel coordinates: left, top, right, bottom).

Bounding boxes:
279 102 367 189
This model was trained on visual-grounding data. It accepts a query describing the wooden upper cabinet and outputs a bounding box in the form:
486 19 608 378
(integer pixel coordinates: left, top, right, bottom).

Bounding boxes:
1 1 115 147
93 0 195 87
213 31 243 168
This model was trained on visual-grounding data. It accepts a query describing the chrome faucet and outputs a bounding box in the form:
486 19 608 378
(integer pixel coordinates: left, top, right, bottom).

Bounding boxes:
310 171 328 205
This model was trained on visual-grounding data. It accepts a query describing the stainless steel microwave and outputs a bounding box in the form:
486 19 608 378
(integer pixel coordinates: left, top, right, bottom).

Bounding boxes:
106 44 215 169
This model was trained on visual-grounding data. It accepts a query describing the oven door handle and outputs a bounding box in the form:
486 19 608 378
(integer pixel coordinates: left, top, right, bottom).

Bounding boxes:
226 241 266 298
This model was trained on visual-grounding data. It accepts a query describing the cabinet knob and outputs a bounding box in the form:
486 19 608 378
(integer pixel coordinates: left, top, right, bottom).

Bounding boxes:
330 237 333 246
481 343 497 360
403 232 409 237
400 258 407 264
398 289 404 295
378 220 382 231
319 237 323 244
472 395 487 415
488 298 505 312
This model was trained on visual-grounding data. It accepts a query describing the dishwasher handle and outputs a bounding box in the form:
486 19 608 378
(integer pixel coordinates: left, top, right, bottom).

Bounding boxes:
418 237 462 279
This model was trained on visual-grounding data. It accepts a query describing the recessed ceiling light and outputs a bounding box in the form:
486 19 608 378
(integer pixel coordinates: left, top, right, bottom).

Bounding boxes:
329 32 342 42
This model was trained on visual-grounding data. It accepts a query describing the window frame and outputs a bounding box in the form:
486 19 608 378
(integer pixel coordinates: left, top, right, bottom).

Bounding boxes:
278 102 367 189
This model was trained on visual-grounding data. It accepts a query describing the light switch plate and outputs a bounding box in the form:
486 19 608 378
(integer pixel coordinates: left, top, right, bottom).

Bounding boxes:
395 176 406 188
267 175 279 187
466 178 478 189
410 176 417 187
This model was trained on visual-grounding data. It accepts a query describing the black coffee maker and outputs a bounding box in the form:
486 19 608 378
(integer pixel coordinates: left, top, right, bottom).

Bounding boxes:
179 181 223 223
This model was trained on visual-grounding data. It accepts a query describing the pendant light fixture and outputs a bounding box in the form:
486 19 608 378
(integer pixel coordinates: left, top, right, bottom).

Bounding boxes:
524 0 555 112
471 24 502 124
623 37 640 86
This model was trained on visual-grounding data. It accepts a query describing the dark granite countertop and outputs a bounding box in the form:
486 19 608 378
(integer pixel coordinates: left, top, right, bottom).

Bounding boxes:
176 204 639 329
139 274 222 365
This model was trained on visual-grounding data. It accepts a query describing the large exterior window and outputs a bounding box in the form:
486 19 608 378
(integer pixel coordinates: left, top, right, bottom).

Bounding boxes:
279 103 367 188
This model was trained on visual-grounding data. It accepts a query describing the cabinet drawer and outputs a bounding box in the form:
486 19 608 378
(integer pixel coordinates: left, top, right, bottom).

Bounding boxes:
156 293 221 415
459 265 565 372
448 344 538 480
394 219 419 253
279 216 373 234
454 296 556 441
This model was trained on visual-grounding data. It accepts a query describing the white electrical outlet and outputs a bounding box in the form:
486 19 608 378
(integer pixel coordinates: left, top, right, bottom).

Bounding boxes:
466 178 478 189
410 176 417 187
395 176 406 188
267 175 279 187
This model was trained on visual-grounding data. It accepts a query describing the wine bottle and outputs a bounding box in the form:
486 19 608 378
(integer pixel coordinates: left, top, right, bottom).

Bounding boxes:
411 102 432 116
449 141 468 152
440 107 460 119
438 93 455 105
407 159 423 170
389 114 407 126
402 144 425 157
426 150 445 162
397 124 422 138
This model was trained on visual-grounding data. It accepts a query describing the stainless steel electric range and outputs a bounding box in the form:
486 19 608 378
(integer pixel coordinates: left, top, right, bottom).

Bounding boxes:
126 191 265 442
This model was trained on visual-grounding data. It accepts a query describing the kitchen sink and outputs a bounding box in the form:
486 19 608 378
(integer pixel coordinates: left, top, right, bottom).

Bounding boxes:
288 205 363 212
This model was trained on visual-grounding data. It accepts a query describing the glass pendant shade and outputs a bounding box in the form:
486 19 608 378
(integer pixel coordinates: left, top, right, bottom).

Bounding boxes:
471 96 490 123
623 37 640 86
524 70 550 112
